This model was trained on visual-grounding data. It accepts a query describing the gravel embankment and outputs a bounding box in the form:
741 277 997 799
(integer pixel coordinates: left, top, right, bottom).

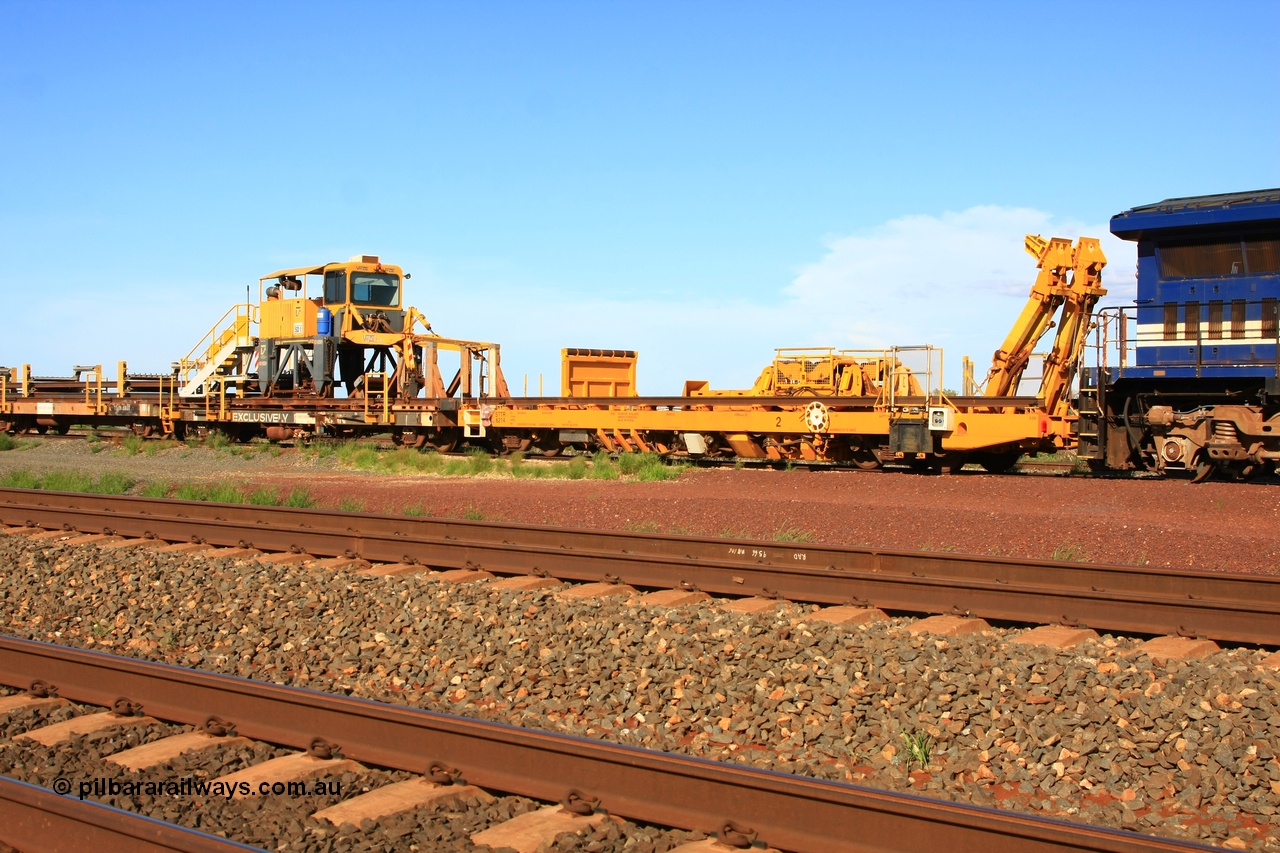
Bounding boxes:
1 535 1277 849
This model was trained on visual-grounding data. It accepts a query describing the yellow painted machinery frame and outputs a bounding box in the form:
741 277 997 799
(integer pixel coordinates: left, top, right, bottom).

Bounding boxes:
2 234 1105 470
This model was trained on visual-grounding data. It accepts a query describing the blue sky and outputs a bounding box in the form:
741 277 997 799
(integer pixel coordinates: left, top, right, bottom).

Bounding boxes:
3 1 1277 393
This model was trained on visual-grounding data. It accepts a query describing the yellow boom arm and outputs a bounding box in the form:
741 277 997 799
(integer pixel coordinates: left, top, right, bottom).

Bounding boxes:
983 235 1106 402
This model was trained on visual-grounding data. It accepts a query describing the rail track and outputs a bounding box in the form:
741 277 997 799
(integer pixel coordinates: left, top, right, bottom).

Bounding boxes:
0 636 1221 853
0 488 1276 646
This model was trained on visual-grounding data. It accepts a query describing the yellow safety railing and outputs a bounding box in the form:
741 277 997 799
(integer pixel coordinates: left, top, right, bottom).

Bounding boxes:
205 376 229 422
771 348 839 393
180 303 256 377
82 365 103 413
160 373 177 436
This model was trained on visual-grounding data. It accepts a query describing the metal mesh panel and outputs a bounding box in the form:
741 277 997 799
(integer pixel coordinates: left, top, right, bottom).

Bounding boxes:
1245 239 1280 274
1159 241 1246 278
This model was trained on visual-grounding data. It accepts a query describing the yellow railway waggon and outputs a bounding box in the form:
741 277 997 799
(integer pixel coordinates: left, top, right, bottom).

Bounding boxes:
0 236 1105 473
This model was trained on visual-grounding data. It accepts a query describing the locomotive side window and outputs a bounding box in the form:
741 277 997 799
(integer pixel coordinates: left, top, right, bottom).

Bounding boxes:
1163 302 1178 340
1185 301 1200 341
324 271 346 304
1208 301 1223 340
1231 299 1246 338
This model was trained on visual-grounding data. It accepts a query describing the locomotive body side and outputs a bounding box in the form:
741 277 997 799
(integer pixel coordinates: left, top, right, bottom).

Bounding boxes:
1083 189 1280 478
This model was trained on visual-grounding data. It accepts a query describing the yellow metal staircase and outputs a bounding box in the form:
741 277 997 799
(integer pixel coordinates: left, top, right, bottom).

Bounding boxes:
178 304 257 398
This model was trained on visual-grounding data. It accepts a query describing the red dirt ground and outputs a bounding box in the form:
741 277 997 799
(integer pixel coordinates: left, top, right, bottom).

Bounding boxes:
237 466 1280 573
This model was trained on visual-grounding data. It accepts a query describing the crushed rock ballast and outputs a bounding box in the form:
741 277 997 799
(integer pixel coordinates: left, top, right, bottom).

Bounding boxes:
1 535 1277 850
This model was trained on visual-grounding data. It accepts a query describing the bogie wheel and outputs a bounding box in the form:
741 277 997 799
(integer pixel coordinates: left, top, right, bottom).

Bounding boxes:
938 453 968 475
425 429 459 453
495 435 533 455
393 428 427 449
1189 451 1216 484
535 434 563 457
851 446 881 470
977 450 1022 473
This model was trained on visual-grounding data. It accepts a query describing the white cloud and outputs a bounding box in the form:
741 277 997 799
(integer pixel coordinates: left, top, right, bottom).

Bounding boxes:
780 205 1137 388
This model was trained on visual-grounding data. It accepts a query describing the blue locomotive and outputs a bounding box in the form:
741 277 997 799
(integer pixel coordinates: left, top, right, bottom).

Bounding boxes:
1080 189 1280 479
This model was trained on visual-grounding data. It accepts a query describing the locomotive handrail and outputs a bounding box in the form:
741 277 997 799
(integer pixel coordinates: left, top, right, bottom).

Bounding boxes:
1093 301 1280 379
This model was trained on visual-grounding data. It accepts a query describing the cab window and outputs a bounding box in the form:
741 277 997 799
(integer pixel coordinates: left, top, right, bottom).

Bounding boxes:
324 271 347 304
351 272 400 307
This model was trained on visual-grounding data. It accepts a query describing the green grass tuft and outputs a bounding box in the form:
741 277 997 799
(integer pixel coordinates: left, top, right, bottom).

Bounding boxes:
140 481 171 498
247 487 279 506
588 451 619 480
338 496 365 513
204 431 232 451
336 441 380 470
900 731 935 770
772 527 814 543
120 434 143 456
89 471 135 495
284 488 315 508
204 483 244 503
142 438 179 456
41 470 96 492
174 482 204 501
1 469 40 489
466 449 494 475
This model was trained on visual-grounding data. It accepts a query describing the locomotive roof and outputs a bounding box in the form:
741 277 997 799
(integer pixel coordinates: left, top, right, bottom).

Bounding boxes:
1111 188 1280 242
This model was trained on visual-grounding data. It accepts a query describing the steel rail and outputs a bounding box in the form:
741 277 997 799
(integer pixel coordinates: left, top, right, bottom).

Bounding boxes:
2 489 1276 643
0 637 1214 853
0 775 259 853
2 489 1276 645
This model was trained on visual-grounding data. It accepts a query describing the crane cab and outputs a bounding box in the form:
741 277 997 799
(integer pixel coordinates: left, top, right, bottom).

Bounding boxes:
256 254 410 397
260 255 407 341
